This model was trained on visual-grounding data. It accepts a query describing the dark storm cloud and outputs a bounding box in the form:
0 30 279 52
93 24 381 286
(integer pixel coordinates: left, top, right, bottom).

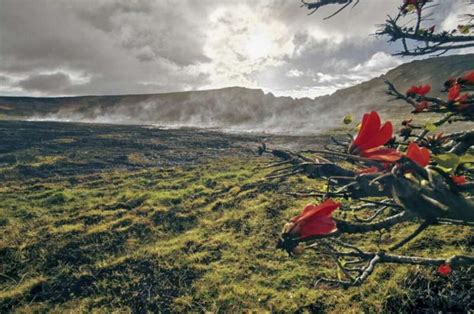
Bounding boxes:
0 0 212 96
0 0 469 97
17 72 72 93
77 1 211 66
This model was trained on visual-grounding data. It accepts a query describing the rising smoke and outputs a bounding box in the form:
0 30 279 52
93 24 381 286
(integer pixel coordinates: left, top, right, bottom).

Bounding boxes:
27 87 356 135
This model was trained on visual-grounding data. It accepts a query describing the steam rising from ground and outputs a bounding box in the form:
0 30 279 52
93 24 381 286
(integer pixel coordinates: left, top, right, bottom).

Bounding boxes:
27 87 351 135
20 54 474 134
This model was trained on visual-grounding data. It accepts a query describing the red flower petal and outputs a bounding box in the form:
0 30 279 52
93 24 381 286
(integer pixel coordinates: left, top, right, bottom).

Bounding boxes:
448 84 461 101
358 122 393 152
418 85 431 96
351 112 393 153
463 70 474 84
451 175 466 185
299 215 336 239
406 85 420 96
406 142 431 167
438 264 452 276
292 199 340 223
361 147 402 163
357 166 381 174
353 112 381 149
458 93 470 103
290 199 340 239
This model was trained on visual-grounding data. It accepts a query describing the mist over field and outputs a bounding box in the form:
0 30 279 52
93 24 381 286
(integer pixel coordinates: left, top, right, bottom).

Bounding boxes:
27 89 330 135
1 54 468 135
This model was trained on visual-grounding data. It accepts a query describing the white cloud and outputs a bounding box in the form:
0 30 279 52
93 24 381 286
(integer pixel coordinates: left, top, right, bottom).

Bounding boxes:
351 52 403 76
315 72 336 83
287 69 304 77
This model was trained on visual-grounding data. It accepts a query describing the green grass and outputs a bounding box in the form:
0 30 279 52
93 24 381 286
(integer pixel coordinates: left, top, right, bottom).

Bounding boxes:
0 121 471 312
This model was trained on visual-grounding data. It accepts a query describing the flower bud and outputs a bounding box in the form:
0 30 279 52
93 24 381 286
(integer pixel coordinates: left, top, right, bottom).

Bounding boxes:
292 245 305 255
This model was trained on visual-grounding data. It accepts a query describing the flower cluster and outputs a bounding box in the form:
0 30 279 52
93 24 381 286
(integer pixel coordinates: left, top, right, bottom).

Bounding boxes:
349 111 434 169
289 1 474 286
405 73 473 116
444 71 474 90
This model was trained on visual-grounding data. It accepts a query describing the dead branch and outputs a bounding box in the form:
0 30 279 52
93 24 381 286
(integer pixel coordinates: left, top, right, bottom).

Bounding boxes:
335 212 413 234
378 14 474 56
313 248 474 287
389 222 430 251
301 0 359 19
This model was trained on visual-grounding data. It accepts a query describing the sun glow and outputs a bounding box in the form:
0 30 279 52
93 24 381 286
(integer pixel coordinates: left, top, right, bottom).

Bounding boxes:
244 31 274 59
204 5 292 90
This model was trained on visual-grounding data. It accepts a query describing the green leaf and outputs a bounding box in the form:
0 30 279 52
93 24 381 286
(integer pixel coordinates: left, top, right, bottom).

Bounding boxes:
406 4 416 12
423 122 437 132
343 114 353 125
433 153 460 169
434 166 453 174
460 154 474 164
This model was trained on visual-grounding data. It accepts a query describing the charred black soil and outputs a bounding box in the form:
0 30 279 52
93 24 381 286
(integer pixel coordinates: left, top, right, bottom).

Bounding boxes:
0 120 471 312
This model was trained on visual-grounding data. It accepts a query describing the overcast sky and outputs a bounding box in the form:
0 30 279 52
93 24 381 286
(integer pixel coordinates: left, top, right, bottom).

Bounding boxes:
0 0 471 98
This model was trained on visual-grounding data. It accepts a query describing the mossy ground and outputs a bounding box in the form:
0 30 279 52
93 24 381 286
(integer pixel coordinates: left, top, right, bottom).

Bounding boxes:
0 121 472 313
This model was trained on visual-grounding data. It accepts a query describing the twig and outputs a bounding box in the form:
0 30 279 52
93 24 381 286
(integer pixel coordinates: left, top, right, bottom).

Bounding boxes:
389 222 430 251
265 169 304 180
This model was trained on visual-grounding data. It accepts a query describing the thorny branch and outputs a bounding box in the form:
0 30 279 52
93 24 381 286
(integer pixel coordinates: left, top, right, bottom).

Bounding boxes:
301 0 474 57
262 75 473 285
378 15 474 57
265 0 474 288
312 247 474 287
300 0 359 19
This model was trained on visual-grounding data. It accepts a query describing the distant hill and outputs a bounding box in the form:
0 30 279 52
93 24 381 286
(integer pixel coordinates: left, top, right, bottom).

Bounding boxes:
315 53 474 118
0 54 473 134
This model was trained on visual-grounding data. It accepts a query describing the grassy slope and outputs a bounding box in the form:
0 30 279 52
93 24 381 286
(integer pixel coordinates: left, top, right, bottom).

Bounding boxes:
0 121 472 313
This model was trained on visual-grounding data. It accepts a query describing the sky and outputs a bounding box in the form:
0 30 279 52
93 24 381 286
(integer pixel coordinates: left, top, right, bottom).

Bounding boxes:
0 0 471 98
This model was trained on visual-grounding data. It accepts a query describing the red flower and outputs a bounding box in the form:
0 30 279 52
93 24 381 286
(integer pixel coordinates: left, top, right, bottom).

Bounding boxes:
451 175 466 185
438 264 452 276
406 84 431 97
406 142 431 167
413 100 429 113
448 84 469 103
448 84 460 101
461 70 474 84
288 199 340 239
349 112 401 164
418 85 431 96
349 112 393 155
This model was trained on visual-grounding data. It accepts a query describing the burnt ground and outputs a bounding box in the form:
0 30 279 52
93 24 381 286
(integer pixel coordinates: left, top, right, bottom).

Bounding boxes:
0 120 471 313
0 120 333 180
0 120 260 179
